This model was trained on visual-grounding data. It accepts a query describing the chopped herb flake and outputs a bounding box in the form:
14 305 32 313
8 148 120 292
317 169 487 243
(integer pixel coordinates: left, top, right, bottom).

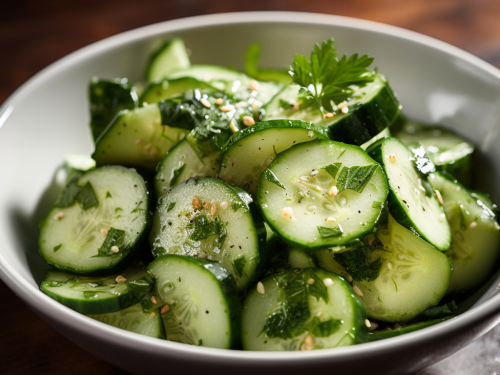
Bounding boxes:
337 165 378 194
263 169 286 190
317 225 343 239
323 162 342 179
94 227 126 257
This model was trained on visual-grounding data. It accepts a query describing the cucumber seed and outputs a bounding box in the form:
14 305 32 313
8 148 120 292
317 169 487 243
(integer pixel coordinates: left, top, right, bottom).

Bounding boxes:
328 186 338 197
439 213 445 222
325 217 336 223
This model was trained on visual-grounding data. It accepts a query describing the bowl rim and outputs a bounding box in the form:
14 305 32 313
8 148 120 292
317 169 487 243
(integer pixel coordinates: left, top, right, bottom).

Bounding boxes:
1 10 500 363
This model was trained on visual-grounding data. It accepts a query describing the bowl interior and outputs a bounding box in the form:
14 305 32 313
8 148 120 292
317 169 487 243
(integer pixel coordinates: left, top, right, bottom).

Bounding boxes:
1 11 500 368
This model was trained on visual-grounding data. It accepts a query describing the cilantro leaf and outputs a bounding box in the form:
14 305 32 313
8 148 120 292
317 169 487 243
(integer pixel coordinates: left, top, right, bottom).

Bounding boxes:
323 162 342 179
336 165 378 194
262 169 286 190
233 256 247 278
317 226 343 239
290 38 374 112
335 244 382 282
57 177 99 210
93 227 126 257
187 214 224 241
304 316 342 338
420 301 457 320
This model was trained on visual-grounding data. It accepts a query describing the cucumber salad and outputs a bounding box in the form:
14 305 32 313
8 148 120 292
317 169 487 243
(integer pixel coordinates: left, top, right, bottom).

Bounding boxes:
38 37 500 350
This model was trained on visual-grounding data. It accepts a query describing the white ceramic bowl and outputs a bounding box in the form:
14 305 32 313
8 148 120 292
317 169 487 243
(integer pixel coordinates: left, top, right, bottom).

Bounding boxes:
2 11 500 375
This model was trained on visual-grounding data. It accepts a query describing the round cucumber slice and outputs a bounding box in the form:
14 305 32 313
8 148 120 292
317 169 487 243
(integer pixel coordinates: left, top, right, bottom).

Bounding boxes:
149 177 266 291
88 303 166 339
428 172 500 295
154 139 218 199
39 166 150 275
41 265 148 314
241 268 368 351
219 119 329 194
368 137 451 251
354 215 452 322
256 140 388 250
147 254 241 349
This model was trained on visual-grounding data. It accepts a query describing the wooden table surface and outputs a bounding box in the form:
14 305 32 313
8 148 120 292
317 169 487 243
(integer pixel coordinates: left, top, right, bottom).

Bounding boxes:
2 1 500 374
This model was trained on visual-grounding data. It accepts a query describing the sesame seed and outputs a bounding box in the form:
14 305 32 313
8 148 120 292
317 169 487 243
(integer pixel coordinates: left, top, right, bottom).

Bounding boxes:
250 79 260 91
135 139 141 145
150 312 156 317
115 275 127 283
200 98 211 108
220 105 233 112
341 107 349 114
235 101 248 108
369 321 379 331
353 285 364 297
346 274 353 283
214 98 224 105
100 228 108 237
337 101 348 110
417 178 426 192
161 305 170 314
281 207 294 219
151 296 157 304
469 221 477 229
203 201 210 210
257 282 265 294
192 196 201 210
435 190 444 205
324 112 335 119
307 278 315 285
211 203 217 216
328 186 338 197
387 262 393 270
221 201 228 210
54 212 65 221
307 131 314 138
111 246 119 253
365 319 371 328
229 119 239 133
243 116 255 126
311 170 319 177
252 101 262 111
389 154 396 163
325 217 336 222
439 213 445 222
301 334 315 351
323 278 333 286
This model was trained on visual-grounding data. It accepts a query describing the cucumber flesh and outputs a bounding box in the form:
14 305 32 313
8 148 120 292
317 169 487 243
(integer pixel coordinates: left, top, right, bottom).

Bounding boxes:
147 254 241 349
88 303 166 339
354 215 452 322
92 104 188 171
154 139 218 199
288 247 317 269
361 127 391 150
368 137 451 251
38 166 150 274
219 119 330 194
146 38 191 82
257 140 388 250
89 77 138 141
264 74 401 145
241 268 368 351
149 177 266 291
428 172 500 295
40 265 148 314
139 77 216 106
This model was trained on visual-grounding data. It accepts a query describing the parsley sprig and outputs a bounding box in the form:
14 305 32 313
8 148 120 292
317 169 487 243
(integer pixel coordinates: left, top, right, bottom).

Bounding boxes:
289 38 375 113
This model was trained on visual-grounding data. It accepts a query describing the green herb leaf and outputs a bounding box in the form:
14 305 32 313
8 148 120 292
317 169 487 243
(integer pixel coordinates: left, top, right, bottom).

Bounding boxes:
169 163 186 187
304 316 342 338
317 226 343 239
290 38 375 112
244 44 260 78
335 244 382 282
94 227 126 257
263 169 286 190
76 182 99 209
336 165 378 194
167 202 176 213
323 162 342 179
372 201 383 209
57 177 99 210
53 244 62 252
279 99 294 110
233 256 247 277
420 301 457 320
187 214 220 241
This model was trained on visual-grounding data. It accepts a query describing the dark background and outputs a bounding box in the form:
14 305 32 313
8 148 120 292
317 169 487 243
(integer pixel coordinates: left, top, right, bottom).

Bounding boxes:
2 0 500 374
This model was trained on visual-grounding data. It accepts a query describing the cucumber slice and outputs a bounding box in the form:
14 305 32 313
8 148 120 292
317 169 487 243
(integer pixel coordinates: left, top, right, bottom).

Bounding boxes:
394 120 474 186
88 303 166 339
147 254 241 349
92 104 188 171
368 137 451 251
314 249 353 281
139 77 216 106
264 74 401 145
361 127 391 150
89 77 138 142
149 177 266 291
154 139 218 199
288 247 317 269
367 317 451 342
146 38 190 82
166 65 283 105
219 120 330 194
428 172 500 295
354 215 452 322
39 166 150 274
41 266 149 314
241 268 368 351
256 140 388 250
